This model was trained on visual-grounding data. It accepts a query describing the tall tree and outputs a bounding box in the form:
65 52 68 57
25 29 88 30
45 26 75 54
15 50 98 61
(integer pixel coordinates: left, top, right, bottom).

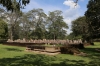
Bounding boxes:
2 11 22 40
27 8 47 39
85 0 100 40
47 10 68 39
0 0 30 38
19 12 31 39
71 16 88 40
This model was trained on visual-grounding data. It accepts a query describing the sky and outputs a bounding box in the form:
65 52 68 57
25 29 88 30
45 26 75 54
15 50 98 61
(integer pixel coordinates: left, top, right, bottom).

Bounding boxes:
22 0 89 34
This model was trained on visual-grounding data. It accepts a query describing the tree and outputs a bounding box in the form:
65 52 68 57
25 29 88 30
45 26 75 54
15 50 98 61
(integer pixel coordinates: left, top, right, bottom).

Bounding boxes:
0 6 25 40
0 18 8 39
47 10 68 39
0 0 30 11
1 10 22 40
0 0 30 39
71 16 88 40
27 8 47 39
19 12 31 39
85 0 100 40
7 11 22 40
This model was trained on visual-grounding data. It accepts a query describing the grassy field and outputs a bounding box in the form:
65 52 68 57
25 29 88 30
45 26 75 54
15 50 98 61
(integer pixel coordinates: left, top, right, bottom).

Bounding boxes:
0 42 100 66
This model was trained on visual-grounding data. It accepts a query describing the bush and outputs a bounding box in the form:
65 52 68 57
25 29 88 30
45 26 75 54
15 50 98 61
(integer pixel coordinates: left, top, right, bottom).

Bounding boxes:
0 18 8 39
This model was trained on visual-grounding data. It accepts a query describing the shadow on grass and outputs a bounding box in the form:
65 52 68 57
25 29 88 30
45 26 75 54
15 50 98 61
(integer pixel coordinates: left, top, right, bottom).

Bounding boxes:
4 48 22 52
81 48 100 59
79 47 100 66
0 54 100 66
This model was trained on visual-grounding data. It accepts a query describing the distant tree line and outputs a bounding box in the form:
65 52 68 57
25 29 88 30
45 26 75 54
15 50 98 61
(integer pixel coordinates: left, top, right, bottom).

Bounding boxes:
0 8 68 40
0 0 100 42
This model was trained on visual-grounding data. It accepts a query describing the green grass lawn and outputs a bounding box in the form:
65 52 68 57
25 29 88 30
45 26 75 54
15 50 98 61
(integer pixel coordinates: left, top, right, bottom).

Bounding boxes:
0 42 100 66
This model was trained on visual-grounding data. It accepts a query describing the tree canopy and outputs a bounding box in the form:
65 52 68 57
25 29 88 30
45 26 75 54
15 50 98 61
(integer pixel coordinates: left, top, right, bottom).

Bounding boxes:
47 10 68 39
1 8 68 40
85 0 100 39
0 0 30 11
70 16 88 40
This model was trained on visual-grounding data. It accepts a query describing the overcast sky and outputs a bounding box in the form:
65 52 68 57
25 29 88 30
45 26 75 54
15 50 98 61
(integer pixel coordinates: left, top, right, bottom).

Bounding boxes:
22 0 88 34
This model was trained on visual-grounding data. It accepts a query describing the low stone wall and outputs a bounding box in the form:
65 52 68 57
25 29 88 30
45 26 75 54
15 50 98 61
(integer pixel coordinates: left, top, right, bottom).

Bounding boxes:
3 42 45 47
4 39 83 47
6 39 83 45
26 45 60 53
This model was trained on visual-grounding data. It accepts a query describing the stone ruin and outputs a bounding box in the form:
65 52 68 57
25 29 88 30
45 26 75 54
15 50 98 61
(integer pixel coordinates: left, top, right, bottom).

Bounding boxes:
7 39 83 45
5 39 85 55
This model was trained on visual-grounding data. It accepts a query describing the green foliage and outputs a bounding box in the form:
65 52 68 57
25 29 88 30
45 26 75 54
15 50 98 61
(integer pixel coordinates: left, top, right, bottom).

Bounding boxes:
18 9 68 39
71 16 88 40
1 8 68 40
66 33 82 40
19 13 31 39
0 0 30 11
6 11 22 40
0 18 8 39
47 10 68 39
85 0 100 39
30 9 47 39
72 16 86 35
23 8 47 39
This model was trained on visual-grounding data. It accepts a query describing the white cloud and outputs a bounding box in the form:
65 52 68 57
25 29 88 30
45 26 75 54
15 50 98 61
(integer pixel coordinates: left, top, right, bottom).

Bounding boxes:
63 0 81 34
63 0 80 9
